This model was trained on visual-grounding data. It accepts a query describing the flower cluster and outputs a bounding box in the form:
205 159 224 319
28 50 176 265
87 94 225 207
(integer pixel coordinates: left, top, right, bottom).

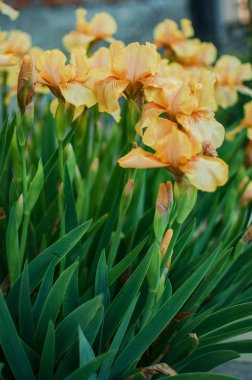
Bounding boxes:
3 8 252 194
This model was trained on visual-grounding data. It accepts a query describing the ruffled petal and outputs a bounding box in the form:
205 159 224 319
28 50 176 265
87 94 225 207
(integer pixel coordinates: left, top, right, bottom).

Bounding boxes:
60 82 96 108
154 125 196 167
90 12 117 38
135 102 165 136
70 48 89 80
112 42 159 83
142 117 177 148
181 156 228 192
36 49 71 88
118 147 167 169
95 76 129 113
177 110 225 148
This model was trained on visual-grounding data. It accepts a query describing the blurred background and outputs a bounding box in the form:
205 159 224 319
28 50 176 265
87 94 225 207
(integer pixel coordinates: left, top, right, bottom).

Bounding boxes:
1 0 252 59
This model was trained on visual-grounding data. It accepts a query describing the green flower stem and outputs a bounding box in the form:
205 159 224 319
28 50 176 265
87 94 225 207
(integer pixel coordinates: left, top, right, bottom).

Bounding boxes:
58 139 65 237
127 98 139 144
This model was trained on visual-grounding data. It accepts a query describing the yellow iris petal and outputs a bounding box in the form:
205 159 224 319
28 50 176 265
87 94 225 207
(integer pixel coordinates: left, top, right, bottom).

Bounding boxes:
181 156 228 192
118 147 167 169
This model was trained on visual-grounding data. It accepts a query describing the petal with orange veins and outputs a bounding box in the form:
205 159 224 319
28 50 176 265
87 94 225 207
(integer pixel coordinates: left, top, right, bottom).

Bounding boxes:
36 49 69 88
95 76 129 113
135 102 165 136
181 156 229 192
85 67 111 89
118 147 167 169
88 46 111 69
163 79 198 115
70 48 89 80
112 42 159 83
60 82 96 108
177 110 225 148
155 125 195 167
196 70 217 111
142 117 177 148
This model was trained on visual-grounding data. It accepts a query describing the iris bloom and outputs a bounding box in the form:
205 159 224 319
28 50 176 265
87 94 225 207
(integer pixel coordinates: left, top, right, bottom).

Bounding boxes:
138 70 224 149
214 55 252 109
17 55 36 115
118 117 228 192
0 1 19 20
63 8 117 52
154 18 216 67
94 42 167 117
36 49 96 108
0 30 31 58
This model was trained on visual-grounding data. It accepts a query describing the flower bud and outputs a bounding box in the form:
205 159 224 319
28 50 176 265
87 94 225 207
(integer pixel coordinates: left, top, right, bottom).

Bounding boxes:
242 225 252 244
160 228 173 269
202 141 217 157
154 181 173 242
17 55 35 116
233 225 252 257
174 179 197 224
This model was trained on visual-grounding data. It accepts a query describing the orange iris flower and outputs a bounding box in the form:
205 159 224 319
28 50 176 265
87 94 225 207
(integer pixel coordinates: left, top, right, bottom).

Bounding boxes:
119 117 228 192
214 55 252 109
0 30 31 58
154 18 216 67
36 49 96 108
63 8 117 52
94 42 167 117
137 70 224 149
